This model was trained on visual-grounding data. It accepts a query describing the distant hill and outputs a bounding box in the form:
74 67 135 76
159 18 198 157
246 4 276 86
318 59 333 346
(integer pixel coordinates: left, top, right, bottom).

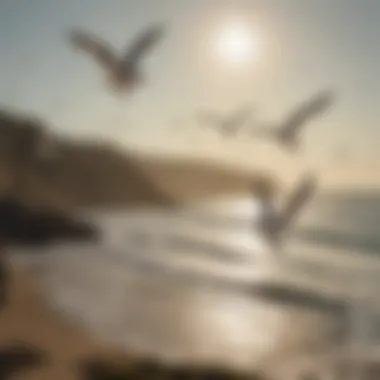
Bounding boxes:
0 109 275 213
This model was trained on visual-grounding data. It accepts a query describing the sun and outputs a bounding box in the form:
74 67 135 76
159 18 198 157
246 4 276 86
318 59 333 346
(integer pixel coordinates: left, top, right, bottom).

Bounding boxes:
215 23 259 66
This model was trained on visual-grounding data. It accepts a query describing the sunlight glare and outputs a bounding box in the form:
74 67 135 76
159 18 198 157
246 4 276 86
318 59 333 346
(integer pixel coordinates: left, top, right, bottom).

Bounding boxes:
216 23 259 66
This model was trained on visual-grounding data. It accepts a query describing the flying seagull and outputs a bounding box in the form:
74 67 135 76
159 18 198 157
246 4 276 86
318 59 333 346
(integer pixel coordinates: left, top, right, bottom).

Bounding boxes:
68 24 165 93
252 90 336 151
199 106 253 136
256 173 317 249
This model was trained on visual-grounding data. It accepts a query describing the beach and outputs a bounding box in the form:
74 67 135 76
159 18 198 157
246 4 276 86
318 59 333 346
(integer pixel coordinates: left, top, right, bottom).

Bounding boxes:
4 192 380 379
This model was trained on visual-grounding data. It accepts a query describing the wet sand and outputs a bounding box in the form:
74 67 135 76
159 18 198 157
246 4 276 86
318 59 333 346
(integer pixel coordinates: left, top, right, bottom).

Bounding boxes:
0 251 342 380
0 263 132 380
0 197 364 380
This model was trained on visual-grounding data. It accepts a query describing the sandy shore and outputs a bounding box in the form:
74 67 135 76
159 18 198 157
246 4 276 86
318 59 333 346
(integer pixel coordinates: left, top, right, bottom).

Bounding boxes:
0 256 337 380
0 262 133 380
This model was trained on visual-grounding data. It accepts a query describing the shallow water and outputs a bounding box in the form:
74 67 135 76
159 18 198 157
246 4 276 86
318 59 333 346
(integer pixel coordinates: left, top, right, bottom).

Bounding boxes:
9 193 380 376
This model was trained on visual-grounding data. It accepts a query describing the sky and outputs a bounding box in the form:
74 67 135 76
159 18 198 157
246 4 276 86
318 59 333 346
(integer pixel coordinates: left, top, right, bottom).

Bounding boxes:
0 0 380 189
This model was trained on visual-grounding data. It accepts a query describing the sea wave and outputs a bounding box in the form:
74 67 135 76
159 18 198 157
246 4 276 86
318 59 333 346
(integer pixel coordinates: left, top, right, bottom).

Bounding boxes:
295 226 380 256
8 193 380 372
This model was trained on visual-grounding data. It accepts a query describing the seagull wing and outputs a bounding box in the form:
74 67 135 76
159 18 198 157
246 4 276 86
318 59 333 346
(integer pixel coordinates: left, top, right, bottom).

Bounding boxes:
275 174 317 236
223 106 253 134
68 30 117 70
280 90 336 138
122 24 165 66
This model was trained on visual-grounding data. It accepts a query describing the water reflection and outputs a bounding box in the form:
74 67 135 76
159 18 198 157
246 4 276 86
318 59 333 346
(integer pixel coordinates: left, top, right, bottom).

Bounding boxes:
8 196 373 375
40 247 334 372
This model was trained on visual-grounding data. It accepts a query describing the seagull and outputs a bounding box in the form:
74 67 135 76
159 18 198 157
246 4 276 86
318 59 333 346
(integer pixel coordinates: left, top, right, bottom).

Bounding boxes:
199 106 253 136
256 174 317 250
68 23 165 93
252 90 336 151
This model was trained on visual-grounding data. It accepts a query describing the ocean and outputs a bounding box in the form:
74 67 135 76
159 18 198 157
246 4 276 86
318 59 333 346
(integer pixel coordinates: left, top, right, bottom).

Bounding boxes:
9 190 380 378
296 191 380 256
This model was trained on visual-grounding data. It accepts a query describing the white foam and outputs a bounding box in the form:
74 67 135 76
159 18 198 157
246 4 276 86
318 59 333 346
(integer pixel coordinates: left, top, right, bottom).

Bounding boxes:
8 196 380 373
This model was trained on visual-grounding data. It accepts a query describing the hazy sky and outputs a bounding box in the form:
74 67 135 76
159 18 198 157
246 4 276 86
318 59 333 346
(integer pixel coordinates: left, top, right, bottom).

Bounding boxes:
0 0 379 188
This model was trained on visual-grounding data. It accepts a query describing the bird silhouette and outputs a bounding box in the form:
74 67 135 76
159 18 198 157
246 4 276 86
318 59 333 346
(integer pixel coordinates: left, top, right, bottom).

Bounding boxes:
256 173 317 249
252 90 335 151
68 23 165 94
199 106 253 136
